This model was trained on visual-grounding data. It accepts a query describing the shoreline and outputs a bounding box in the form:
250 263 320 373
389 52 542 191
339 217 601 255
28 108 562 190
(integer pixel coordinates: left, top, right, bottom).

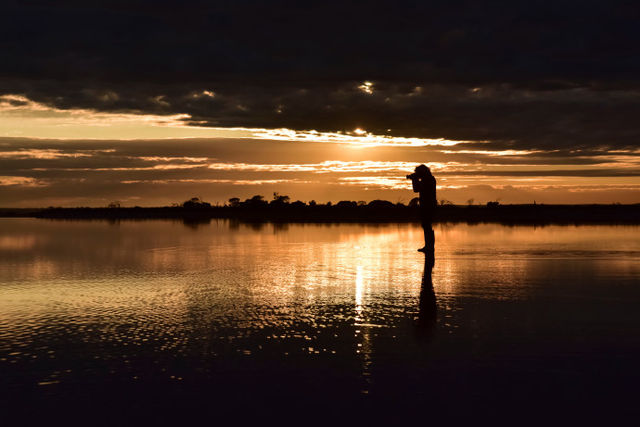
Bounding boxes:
1 204 639 225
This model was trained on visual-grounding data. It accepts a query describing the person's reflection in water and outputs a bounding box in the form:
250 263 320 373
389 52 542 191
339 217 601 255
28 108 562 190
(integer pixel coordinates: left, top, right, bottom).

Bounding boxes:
416 252 437 337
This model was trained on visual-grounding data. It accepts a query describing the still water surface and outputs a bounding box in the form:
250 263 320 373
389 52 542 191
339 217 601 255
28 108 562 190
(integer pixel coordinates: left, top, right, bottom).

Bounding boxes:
1 219 640 423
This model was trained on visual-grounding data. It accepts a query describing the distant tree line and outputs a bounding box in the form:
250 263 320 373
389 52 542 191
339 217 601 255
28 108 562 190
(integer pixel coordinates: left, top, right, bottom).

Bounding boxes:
182 193 500 209
222 192 408 210
12 192 639 224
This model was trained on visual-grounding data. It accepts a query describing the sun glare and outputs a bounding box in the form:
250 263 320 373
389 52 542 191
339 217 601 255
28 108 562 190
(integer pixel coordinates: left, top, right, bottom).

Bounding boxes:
358 81 374 94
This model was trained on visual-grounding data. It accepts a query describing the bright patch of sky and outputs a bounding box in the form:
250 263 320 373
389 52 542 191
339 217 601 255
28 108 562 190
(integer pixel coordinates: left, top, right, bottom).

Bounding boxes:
0 94 638 206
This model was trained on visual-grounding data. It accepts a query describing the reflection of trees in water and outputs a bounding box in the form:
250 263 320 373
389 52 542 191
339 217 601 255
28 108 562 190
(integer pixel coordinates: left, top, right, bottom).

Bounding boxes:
247 222 266 232
181 217 211 230
272 222 289 233
228 219 266 232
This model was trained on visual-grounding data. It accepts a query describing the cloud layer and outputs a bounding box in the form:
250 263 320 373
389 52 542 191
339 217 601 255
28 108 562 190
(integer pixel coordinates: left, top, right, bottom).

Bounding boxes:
1 137 638 206
2 1 640 151
1 2 639 205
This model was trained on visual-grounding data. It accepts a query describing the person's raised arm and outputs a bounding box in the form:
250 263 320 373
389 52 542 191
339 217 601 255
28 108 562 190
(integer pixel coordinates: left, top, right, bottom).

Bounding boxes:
411 176 422 193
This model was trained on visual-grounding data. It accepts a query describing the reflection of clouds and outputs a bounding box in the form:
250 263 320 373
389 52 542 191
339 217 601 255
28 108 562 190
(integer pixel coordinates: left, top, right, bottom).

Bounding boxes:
3 219 640 387
0 235 37 249
432 223 640 300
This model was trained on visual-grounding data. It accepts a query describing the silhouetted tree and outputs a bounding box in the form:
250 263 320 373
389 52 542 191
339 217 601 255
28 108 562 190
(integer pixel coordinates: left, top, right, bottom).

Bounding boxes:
183 197 211 208
245 195 267 207
228 197 240 207
270 192 290 206
368 200 395 208
336 200 357 208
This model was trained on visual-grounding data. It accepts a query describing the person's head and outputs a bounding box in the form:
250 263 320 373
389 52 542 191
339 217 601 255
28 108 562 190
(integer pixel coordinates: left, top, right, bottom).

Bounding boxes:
414 164 431 177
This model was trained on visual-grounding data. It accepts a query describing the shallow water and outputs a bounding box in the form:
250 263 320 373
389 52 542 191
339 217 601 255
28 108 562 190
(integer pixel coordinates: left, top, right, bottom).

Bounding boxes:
1 219 640 423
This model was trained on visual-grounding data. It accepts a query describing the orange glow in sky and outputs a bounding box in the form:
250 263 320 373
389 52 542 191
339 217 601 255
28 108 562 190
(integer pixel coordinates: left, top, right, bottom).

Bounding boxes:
0 94 638 207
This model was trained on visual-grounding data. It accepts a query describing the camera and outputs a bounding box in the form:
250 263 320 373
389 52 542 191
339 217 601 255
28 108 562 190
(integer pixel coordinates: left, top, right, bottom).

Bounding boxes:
406 173 416 179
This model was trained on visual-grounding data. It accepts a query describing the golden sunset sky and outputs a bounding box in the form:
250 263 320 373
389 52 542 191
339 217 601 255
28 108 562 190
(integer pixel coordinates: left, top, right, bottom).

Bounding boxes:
1 93 638 207
1 2 639 206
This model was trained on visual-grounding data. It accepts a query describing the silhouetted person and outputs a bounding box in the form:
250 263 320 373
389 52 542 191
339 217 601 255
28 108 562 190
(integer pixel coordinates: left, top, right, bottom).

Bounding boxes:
416 251 437 336
408 164 436 252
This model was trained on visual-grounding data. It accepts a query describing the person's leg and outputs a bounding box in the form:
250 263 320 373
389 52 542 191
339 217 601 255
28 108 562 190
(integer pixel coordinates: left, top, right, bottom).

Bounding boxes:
426 224 434 251
419 213 434 252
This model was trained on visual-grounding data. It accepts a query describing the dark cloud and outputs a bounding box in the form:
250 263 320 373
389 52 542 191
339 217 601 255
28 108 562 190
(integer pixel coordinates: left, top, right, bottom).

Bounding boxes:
2 1 640 149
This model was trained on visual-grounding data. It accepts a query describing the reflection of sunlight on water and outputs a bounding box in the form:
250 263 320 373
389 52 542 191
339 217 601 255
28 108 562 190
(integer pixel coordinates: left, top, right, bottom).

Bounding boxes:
355 265 364 321
2 219 640 392
353 265 373 393
0 235 37 250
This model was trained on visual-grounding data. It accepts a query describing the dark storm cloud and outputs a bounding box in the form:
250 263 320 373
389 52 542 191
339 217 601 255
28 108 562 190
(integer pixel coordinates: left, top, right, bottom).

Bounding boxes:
2 1 640 149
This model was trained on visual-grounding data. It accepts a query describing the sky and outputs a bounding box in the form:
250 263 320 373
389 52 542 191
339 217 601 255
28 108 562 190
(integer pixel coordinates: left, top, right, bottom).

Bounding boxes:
1 0 639 206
